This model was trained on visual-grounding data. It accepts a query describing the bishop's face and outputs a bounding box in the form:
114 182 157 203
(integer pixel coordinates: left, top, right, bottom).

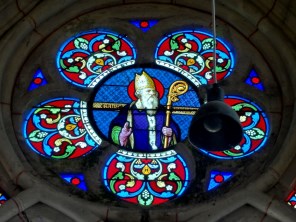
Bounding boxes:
139 88 159 116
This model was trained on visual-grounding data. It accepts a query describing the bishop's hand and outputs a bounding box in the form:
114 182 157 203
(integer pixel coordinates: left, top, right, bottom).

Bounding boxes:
162 126 172 137
119 122 132 146
162 126 173 146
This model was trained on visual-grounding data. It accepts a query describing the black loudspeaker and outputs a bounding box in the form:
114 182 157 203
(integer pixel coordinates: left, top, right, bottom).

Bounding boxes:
188 84 243 151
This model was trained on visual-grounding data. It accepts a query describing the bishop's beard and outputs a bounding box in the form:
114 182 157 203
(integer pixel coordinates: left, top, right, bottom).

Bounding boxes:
141 95 159 116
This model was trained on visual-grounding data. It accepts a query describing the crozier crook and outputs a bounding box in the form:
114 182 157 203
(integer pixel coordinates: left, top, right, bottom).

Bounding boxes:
164 80 188 148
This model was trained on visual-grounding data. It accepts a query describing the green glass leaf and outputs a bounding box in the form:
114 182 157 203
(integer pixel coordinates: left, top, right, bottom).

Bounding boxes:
202 38 214 50
170 34 182 50
74 38 89 50
110 172 124 193
168 172 182 193
111 126 121 145
216 59 231 72
53 145 76 159
138 190 153 206
138 195 145 205
34 106 60 115
223 150 243 157
107 34 118 41
145 195 153 206
170 39 178 50
59 59 80 73
168 172 180 181
112 40 121 51
29 130 48 142
246 128 265 139
66 66 80 73
232 103 256 112
59 59 67 69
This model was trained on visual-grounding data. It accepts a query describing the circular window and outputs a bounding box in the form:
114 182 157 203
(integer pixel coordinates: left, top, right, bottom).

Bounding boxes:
12 19 281 208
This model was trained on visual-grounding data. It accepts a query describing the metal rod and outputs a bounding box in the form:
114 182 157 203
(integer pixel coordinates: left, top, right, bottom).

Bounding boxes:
212 0 217 84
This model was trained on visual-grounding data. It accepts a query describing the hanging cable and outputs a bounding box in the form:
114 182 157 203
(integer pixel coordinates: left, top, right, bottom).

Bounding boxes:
212 0 217 84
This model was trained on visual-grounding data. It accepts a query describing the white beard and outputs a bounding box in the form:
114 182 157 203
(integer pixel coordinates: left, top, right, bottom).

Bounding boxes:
142 95 159 116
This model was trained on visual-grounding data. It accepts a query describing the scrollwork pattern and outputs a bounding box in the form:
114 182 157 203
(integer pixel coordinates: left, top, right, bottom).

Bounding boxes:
24 98 99 159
